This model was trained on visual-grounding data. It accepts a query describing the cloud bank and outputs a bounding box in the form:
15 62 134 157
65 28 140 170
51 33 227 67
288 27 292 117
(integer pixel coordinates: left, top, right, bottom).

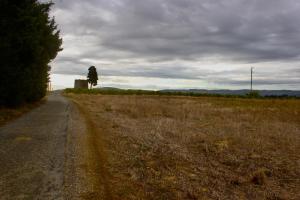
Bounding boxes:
48 0 300 89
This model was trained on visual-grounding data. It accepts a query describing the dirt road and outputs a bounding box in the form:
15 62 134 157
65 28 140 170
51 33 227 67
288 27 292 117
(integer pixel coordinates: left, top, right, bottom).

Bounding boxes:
0 91 91 199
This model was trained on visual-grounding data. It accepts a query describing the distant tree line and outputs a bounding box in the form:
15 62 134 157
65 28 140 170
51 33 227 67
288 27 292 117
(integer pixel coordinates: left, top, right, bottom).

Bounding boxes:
0 0 62 106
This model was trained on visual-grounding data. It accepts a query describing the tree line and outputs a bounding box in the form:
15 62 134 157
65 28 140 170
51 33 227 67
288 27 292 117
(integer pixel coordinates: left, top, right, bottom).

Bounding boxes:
0 0 62 106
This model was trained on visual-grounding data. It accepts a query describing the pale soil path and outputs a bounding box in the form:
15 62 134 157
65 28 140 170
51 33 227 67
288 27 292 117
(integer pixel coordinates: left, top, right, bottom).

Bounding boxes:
0 91 102 200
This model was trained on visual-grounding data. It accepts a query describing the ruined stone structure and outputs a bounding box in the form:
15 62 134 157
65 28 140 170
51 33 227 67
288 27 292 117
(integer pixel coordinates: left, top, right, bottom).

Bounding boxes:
74 79 88 89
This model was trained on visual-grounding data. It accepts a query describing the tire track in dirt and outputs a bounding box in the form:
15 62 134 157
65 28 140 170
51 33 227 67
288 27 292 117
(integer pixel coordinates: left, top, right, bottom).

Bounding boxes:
72 100 113 200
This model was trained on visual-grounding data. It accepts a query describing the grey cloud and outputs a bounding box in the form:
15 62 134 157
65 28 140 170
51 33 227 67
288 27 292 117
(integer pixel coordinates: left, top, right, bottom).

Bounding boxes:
52 59 207 79
48 0 300 89
52 57 300 89
51 0 300 62
213 78 300 86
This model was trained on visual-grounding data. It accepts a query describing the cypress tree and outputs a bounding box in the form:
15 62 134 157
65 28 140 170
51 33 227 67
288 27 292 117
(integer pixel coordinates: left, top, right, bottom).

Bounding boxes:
87 66 98 89
0 0 62 106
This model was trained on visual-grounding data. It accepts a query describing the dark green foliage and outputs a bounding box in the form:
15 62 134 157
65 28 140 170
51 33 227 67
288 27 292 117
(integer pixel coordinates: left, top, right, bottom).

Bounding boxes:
0 0 62 106
87 66 98 89
246 91 261 98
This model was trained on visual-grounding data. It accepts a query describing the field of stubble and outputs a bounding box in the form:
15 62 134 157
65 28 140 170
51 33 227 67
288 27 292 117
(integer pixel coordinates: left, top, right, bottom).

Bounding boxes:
67 94 300 200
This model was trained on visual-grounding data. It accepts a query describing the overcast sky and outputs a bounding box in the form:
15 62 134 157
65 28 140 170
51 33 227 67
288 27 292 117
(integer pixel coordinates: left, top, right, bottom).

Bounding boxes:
48 0 300 90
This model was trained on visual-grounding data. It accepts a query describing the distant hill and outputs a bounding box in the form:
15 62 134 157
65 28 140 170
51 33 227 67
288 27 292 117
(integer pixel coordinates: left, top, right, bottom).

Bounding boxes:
160 89 300 97
96 87 300 97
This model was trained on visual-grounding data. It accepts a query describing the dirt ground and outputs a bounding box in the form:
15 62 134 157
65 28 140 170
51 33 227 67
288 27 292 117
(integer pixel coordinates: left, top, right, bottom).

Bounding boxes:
1 91 113 199
0 100 45 127
67 94 300 200
0 92 70 199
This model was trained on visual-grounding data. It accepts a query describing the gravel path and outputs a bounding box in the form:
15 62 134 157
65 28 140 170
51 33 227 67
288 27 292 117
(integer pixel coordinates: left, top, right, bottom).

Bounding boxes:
0 91 87 200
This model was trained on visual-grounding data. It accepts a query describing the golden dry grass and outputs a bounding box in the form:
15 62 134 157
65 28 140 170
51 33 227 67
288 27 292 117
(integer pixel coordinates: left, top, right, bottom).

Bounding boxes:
67 94 300 200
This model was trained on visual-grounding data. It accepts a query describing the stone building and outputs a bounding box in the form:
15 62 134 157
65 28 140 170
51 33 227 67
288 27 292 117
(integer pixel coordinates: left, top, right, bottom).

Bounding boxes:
74 79 88 89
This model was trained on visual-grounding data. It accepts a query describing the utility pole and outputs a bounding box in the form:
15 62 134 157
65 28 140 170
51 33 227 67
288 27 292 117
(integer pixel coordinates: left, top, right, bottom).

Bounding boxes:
47 80 52 92
250 67 254 91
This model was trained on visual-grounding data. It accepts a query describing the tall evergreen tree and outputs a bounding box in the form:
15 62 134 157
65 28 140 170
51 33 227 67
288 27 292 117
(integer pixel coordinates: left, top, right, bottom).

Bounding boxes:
0 0 62 106
87 66 98 89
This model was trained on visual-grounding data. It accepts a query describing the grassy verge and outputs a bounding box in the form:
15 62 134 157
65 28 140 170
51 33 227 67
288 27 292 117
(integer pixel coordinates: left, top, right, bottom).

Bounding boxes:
64 88 299 99
66 93 300 199
64 88 249 98
0 99 45 127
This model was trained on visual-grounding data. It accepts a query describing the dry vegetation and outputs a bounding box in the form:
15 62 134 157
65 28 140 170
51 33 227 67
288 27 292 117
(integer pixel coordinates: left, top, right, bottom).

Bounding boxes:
0 100 45 127
67 94 300 200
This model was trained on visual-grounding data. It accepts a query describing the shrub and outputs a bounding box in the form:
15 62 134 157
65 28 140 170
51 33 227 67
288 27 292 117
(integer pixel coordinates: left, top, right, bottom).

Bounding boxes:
246 91 261 98
0 1 62 106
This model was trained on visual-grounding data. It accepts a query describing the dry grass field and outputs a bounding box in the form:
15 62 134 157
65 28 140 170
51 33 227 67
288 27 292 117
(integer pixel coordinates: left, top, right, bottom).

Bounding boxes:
67 94 300 200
